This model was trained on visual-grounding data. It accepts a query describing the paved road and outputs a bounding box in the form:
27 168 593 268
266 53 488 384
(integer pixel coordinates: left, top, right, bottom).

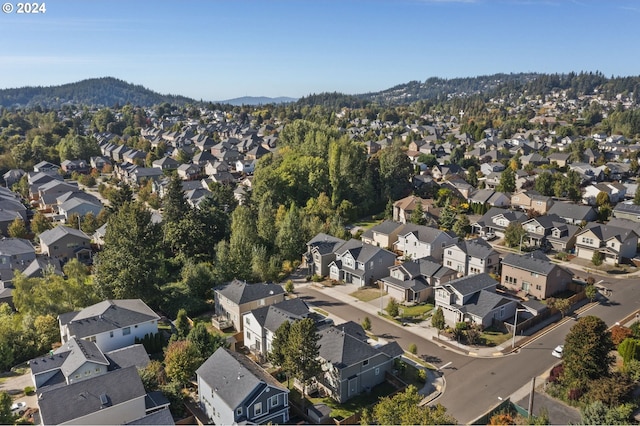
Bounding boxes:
297 266 640 424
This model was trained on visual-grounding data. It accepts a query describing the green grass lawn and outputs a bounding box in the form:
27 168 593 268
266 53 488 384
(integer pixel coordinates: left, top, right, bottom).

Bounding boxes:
399 303 434 318
288 381 396 419
350 287 385 302
481 329 511 346
351 217 383 230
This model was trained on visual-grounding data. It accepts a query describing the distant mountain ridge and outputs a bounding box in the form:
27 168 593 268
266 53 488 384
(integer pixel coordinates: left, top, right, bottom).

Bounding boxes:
0 77 196 108
220 96 297 106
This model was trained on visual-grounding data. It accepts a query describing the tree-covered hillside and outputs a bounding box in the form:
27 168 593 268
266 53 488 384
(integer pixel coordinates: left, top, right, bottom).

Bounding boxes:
0 77 195 108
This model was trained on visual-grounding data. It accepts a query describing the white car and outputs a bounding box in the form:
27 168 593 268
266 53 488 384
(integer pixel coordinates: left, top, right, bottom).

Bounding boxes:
482 232 497 241
552 345 564 359
11 401 26 416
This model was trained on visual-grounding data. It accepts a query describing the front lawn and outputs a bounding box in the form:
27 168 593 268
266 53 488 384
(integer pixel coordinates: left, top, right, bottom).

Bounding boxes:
399 303 434 318
287 381 397 419
350 287 385 302
481 328 512 346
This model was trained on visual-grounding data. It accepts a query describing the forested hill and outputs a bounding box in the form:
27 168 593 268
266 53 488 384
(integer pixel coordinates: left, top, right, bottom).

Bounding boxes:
297 72 640 108
0 77 196 108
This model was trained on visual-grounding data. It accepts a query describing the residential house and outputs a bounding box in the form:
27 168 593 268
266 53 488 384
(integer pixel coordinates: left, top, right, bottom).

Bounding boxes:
317 324 403 403
33 160 60 174
3 169 25 188
177 163 202 180
431 164 464 181
58 198 103 222
480 162 505 176
61 159 90 174
328 239 397 287
0 210 24 235
547 202 597 225
305 233 347 277
243 298 310 358
394 224 458 261
380 256 457 303
89 156 111 172
39 225 92 263
501 251 574 299
612 202 640 222
547 152 571 167
511 190 554 215
152 156 180 171
442 238 500 276
58 299 160 353
0 237 36 270
360 220 405 249
434 273 518 328
519 153 549 167
214 280 286 332
582 182 626 206
574 223 638 265
393 195 432 224
467 189 510 208
196 347 290 425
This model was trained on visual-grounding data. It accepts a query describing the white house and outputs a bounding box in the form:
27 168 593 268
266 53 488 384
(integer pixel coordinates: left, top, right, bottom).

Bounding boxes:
393 224 458 261
58 299 160 353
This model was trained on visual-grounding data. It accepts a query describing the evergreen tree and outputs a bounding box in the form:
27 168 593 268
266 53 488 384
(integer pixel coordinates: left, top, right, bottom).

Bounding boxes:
432 307 446 337
496 167 516 193
228 205 259 279
162 174 190 225
276 203 306 262
452 214 470 238
438 199 457 231
563 316 614 388
410 202 426 225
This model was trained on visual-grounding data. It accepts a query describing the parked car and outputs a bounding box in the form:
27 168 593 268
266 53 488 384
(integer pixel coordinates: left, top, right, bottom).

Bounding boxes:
11 401 26 416
482 232 497 241
552 345 564 358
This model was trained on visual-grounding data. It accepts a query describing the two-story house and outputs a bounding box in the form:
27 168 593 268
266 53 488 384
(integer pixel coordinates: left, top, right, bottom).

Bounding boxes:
500 251 574 300
360 220 405 249
393 224 458 261
304 233 347 277
380 257 457 303
243 298 310 359
574 223 639 265
39 225 92 264
392 195 431 224
58 299 160 353
434 273 518 328
471 207 527 239
442 238 500 276
214 280 286 332
520 214 575 249
612 202 640 223
317 323 403 403
511 190 554 215
328 240 396 287
196 347 290 425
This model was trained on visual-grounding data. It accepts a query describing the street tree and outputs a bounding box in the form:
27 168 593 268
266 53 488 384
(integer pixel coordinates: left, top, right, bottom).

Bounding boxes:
386 298 399 317
362 316 371 332
504 222 527 249
372 385 456 425
585 284 597 303
562 315 614 388
431 307 446 337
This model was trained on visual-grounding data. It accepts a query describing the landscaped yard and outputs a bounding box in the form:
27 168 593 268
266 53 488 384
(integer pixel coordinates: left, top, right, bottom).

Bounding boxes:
481 328 511 346
399 303 434 318
350 216 383 230
287 381 397 419
350 287 385 302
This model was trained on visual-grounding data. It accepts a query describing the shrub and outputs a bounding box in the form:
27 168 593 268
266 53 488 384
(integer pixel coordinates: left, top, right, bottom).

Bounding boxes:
23 386 34 395
611 325 633 346
408 343 417 355
417 369 427 383
311 274 323 282
567 387 583 402
548 364 564 383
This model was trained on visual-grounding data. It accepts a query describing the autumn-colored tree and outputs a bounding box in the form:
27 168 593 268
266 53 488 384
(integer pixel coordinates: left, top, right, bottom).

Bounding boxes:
610 324 633 346
163 340 200 386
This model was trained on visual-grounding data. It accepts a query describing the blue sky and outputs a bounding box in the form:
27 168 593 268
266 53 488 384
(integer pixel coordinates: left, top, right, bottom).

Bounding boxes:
1 0 638 101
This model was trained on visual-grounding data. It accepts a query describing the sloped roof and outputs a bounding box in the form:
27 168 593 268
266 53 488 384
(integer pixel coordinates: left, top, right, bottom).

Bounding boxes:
39 225 90 246
369 220 405 236
38 366 146 425
216 280 285 305
307 233 346 256
548 202 596 221
196 347 287 410
60 299 160 339
105 344 151 370
578 222 638 242
318 326 380 369
0 238 35 256
440 273 498 297
398 223 456 244
502 252 572 276
462 290 516 319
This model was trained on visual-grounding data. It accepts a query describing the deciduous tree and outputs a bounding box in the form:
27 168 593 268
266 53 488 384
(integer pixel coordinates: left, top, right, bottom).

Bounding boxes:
372 385 456 425
163 340 200 386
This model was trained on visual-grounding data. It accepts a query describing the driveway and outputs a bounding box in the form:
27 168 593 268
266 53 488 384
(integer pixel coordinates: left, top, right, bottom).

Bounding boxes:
0 369 37 416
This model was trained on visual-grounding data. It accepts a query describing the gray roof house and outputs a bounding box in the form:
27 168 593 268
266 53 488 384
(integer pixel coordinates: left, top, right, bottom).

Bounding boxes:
393 224 458 261
501 251 574 299
39 225 92 264
442 238 500 277
434 273 518 328
317 323 403 403
243 298 310 359
305 233 347 277
58 299 160 353
196 347 290 425
381 256 457 304
214 280 286 332
329 239 397 287
471 207 527 239
359 220 405 249
547 202 598 225
612 202 640 223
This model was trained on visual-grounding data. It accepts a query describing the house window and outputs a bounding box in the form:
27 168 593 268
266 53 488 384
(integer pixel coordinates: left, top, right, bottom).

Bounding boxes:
109 331 114 338
375 367 380 375
236 407 243 416
522 281 530 292
74 374 81 379
123 327 131 336
84 370 91 376
95 367 101 373
487 258 491 265
246 331 251 340
259 299 265 306
446 260 452 266
254 402 263 416
536 285 542 291
363 359 369 367
246 317 250 325
88 336 96 343
270 395 278 408
447 250 452 255
531 272 538 278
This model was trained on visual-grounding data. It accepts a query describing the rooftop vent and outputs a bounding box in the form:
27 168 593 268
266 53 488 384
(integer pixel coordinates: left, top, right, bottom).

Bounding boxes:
99 393 109 406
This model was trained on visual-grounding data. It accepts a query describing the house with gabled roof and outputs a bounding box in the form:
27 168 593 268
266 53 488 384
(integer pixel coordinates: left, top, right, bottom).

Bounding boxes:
547 201 597 225
471 207 527 239
243 298 310 358
317 324 403 403
511 190 554 215
214 280 286 332
467 189 510 208
380 256 457 303
442 238 500 276
305 233 347 277
58 299 160 353
547 152 571 168
434 273 518 328
360 220 405 249
394 223 458 261
196 347 290 425
152 156 179 171
392 195 433 224
329 239 397 287
501 251 574 299
574 223 638 265
39 225 92 264
612 202 640 222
